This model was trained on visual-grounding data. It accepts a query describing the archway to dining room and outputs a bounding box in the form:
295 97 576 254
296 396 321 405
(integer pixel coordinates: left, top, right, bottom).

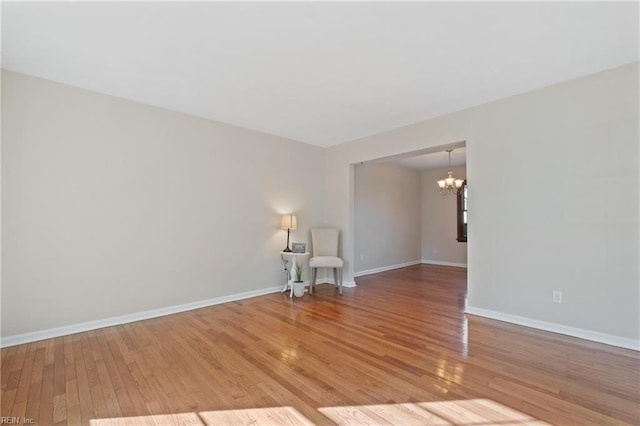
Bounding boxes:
349 140 468 302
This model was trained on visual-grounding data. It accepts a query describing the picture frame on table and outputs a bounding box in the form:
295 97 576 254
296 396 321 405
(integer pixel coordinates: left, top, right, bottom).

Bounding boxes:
291 243 306 253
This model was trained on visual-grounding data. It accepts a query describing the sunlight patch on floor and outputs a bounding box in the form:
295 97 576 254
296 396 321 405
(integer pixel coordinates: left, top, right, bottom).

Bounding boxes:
199 406 313 425
319 399 551 425
89 412 203 426
90 407 313 426
91 399 549 425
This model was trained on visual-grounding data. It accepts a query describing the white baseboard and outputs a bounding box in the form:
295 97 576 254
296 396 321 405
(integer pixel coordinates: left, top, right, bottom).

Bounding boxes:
286 280 357 289
354 260 422 277
316 278 357 288
422 259 467 268
1 285 283 348
465 306 639 351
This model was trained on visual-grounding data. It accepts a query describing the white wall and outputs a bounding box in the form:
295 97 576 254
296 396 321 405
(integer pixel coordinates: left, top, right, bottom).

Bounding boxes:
324 63 639 342
1 71 325 338
3 63 638 346
421 166 467 266
354 162 421 273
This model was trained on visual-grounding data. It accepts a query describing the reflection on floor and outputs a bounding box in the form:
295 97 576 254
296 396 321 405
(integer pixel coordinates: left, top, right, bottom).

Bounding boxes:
90 398 550 425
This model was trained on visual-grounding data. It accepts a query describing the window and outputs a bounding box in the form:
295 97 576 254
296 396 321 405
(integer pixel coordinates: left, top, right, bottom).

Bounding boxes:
457 181 467 242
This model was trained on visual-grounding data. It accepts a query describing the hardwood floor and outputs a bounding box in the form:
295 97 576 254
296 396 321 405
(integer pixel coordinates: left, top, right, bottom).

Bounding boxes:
1 264 638 425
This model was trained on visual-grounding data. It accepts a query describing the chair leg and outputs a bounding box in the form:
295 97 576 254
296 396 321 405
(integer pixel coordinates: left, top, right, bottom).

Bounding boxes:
338 268 343 295
333 268 338 291
311 268 317 294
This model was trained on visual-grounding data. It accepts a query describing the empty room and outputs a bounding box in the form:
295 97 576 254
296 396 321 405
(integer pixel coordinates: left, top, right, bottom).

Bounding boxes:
1 2 638 425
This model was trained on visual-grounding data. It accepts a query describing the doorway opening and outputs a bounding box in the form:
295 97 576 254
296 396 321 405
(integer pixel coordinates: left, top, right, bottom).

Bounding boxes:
351 141 468 280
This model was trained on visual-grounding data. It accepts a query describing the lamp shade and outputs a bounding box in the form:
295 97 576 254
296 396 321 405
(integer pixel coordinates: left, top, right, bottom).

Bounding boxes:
280 214 297 230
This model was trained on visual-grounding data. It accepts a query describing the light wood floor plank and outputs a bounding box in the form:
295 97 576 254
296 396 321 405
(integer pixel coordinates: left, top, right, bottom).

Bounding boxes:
24 347 45 421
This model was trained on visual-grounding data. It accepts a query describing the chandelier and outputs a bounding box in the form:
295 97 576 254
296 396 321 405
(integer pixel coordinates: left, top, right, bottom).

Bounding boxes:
437 149 464 195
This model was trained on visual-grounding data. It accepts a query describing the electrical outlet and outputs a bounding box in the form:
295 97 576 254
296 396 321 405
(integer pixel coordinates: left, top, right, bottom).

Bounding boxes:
552 290 562 304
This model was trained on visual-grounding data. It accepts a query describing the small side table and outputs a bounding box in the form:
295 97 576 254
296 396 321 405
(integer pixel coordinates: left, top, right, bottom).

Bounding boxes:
280 251 310 298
